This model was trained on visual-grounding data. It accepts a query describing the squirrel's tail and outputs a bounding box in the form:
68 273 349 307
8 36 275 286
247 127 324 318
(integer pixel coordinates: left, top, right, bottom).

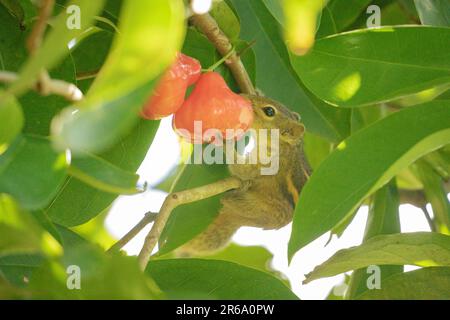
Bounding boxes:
176 211 241 256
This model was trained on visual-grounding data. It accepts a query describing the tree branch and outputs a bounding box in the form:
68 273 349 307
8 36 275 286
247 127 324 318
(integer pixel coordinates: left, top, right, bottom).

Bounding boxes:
137 177 243 271
0 71 83 101
107 212 158 253
26 0 54 54
190 13 256 95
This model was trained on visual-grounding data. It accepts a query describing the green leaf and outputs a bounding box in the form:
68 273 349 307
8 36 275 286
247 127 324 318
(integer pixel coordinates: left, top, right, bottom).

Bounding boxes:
0 135 67 210
158 162 230 255
0 194 57 258
146 259 297 300
357 267 450 300
0 254 43 287
414 160 450 233
70 29 114 93
0 1 80 137
290 26 450 107
304 232 450 284
346 180 402 299
229 0 350 142
317 0 372 38
288 100 450 257
200 243 289 285
51 0 185 154
8 0 105 96
210 1 240 40
29 244 160 299
414 0 450 26
0 92 23 149
261 0 284 26
46 119 159 227
0 0 25 25
69 152 141 195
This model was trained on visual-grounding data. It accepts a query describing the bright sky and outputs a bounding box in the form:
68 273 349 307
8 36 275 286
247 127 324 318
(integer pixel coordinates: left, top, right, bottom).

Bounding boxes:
105 117 435 300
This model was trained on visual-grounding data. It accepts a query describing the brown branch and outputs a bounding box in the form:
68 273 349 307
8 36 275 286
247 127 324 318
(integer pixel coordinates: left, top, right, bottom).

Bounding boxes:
26 0 55 54
107 212 158 253
138 177 243 271
190 13 256 95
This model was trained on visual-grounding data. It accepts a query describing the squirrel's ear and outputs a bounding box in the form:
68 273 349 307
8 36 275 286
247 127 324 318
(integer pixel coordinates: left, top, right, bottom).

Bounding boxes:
292 112 301 122
293 122 305 138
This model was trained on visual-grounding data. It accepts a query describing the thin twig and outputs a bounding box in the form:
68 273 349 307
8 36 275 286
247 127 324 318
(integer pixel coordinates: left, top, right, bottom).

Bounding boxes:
107 212 158 253
138 177 243 271
0 71 83 101
26 0 54 54
76 70 100 81
190 13 256 95
421 206 437 232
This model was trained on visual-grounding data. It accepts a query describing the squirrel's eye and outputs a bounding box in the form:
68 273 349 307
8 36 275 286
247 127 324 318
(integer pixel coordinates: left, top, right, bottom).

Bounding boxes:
262 106 276 117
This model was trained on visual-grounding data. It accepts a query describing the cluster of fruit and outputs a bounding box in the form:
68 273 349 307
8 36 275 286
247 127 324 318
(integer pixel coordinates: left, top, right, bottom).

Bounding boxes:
141 53 254 143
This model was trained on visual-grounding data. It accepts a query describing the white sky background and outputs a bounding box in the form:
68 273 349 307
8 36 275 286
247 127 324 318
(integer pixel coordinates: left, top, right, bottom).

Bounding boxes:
106 117 437 300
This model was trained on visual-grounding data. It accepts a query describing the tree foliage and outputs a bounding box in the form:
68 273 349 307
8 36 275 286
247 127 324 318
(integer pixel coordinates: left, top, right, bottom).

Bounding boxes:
0 0 449 300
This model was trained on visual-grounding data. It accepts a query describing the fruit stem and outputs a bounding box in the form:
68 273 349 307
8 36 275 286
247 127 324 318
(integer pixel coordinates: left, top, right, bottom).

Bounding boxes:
205 47 236 72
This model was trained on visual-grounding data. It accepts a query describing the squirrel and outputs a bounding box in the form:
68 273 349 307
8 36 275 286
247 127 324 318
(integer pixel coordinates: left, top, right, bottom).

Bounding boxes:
177 94 311 255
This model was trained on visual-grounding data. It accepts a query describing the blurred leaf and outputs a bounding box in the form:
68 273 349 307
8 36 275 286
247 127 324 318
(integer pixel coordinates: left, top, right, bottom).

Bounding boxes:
346 180 402 299
414 0 450 26
158 161 230 255
304 232 450 284
261 0 284 25
317 0 372 38
290 26 450 107
357 267 450 300
24 226 161 299
0 254 43 287
282 0 328 55
229 0 351 142
69 152 141 195
146 259 298 300
0 2 79 137
288 100 450 256
0 195 61 261
0 0 24 24
7 0 105 96
414 161 450 233
0 135 67 210
70 29 114 93
303 132 332 170
46 119 159 227
0 92 23 149
52 0 185 154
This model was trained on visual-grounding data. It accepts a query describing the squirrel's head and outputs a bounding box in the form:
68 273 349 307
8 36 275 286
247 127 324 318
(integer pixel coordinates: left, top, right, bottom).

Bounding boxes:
242 94 305 146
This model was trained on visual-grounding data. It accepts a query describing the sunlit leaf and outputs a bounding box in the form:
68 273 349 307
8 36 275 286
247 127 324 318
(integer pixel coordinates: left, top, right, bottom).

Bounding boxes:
289 100 450 257
290 26 450 107
357 267 450 300
69 152 141 195
0 92 23 149
0 135 67 210
229 0 351 142
304 232 450 284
